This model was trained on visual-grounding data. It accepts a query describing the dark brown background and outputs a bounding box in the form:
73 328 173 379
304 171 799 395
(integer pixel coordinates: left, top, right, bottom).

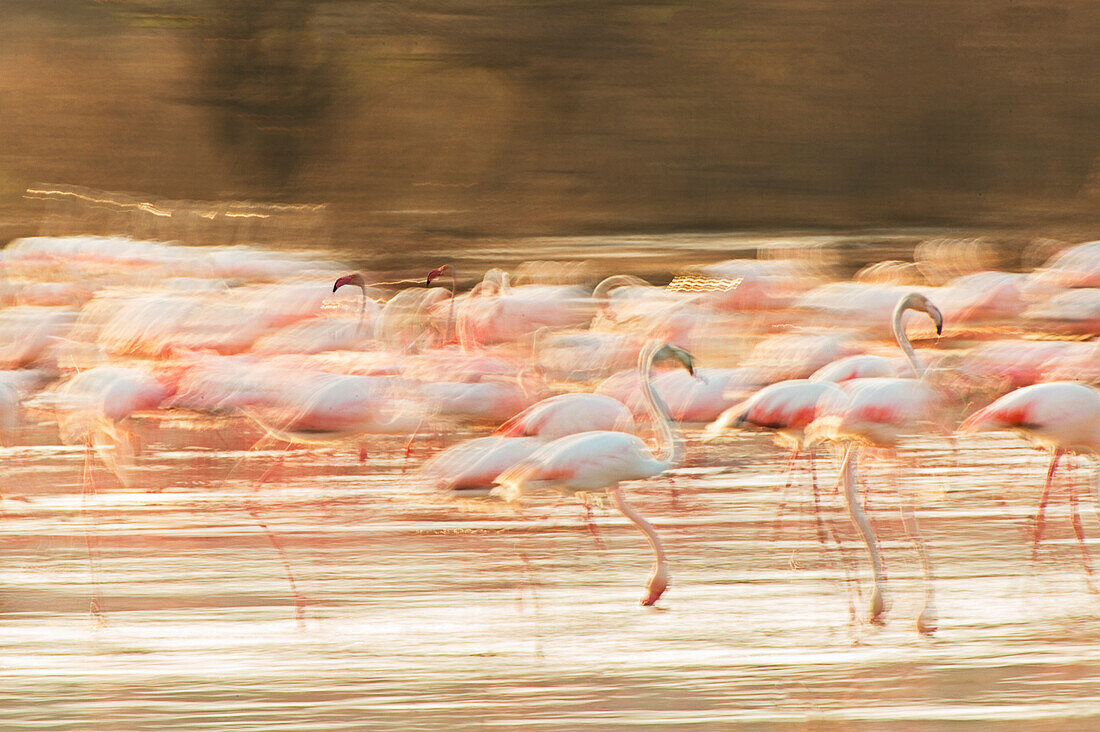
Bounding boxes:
1 1 1098 257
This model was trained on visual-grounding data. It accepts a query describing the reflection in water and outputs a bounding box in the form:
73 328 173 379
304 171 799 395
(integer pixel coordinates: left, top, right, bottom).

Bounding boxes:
2 426 1100 728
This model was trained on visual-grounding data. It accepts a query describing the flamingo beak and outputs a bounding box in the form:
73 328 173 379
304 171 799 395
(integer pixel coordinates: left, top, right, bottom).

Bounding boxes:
655 343 696 376
427 266 447 286
928 305 944 335
641 577 669 606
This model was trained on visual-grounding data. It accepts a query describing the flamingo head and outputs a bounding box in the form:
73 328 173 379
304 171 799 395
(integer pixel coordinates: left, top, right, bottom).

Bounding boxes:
653 343 696 377
426 265 451 286
333 272 365 293
641 569 669 606
901 292 944 335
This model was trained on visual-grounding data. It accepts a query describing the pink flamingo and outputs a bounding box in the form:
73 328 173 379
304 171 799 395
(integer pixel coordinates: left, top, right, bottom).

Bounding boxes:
244 372 426 450
705 378 843 493
494 340 695 606
494 393 635 441
807 292 944 632
597 365 761 423
809 354 907 383
456 270 595 349
30 365 172 621
959 381 1100 580
421 435 544 491
703 350 909 491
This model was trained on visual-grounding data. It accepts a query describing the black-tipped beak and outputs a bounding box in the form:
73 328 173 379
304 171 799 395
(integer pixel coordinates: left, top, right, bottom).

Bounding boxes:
427 265 448 286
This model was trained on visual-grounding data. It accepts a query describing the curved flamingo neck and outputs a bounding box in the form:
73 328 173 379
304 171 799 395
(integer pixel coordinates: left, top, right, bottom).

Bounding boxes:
429 264 457 345
592 274 649 320
445 269 456 345
638 341 683 468
334 274 370 336
892 296 927 380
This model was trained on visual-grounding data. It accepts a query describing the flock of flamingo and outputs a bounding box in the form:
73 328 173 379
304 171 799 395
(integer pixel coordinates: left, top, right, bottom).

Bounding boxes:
2 234 1099 634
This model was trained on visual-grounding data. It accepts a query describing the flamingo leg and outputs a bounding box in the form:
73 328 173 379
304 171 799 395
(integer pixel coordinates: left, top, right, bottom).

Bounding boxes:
839 443 886 623
608 485 669 606
402 434 415 474
807 450 829 549
1031 450 1062 561
82 440 105 626
244 441 306 626
257 446 290 486
809 449 859 624
898 494 938 635
771 449 801 540
576 492 606 550
401 414 431 475
1065 459 1099 594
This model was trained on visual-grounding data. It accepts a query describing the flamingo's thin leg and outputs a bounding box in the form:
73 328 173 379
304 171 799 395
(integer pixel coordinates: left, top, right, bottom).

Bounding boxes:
1032 450 1062 561
839 443 886 623
1065 457 1098 594
809 449 859 624
82 440 105 626
577 492 606 550
771 449 801 540
608 485 668 607
898 496 938 635
243 440 306 626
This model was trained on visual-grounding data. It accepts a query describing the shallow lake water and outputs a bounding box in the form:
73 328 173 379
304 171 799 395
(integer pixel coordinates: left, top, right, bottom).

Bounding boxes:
2 419 1100 730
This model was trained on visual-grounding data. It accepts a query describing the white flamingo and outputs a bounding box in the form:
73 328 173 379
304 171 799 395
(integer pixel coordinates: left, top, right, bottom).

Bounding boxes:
808 292 945 632
494 340 695 606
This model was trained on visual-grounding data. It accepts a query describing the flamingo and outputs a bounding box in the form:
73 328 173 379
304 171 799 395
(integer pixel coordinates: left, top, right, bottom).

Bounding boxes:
597 365 761 423
493 393 635 441
806 292 944 632
705 379 843 492
959 381 1100 579
420 435 544 492
28 365 171 621
493 340 695 606
243 372 427 453
809 354 907 383
703 351 905 512
456 270 595 349
426 264 457 345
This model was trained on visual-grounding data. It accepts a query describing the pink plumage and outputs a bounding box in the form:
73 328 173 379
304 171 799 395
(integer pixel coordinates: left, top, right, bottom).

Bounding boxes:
960 381 1100 455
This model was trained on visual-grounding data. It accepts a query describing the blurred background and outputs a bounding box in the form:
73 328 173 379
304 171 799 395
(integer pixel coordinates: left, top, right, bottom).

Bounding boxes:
1 0 1098 265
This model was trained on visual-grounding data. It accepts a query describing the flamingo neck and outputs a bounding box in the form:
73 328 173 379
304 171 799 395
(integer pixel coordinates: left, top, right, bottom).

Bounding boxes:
892 299 927 379
638 341 683 468
445 270 456 345
354 283 369 336
592 274 648 321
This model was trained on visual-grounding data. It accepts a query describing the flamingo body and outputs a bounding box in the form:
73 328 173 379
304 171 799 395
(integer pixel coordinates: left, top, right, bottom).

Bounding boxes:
810 377 940 448
421 436 543 491
418 380 536 423
494 393 634 441
960 382 1100 454
494 340 693 606
495 430 668 498
809 354 900 383
707 379 841 447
